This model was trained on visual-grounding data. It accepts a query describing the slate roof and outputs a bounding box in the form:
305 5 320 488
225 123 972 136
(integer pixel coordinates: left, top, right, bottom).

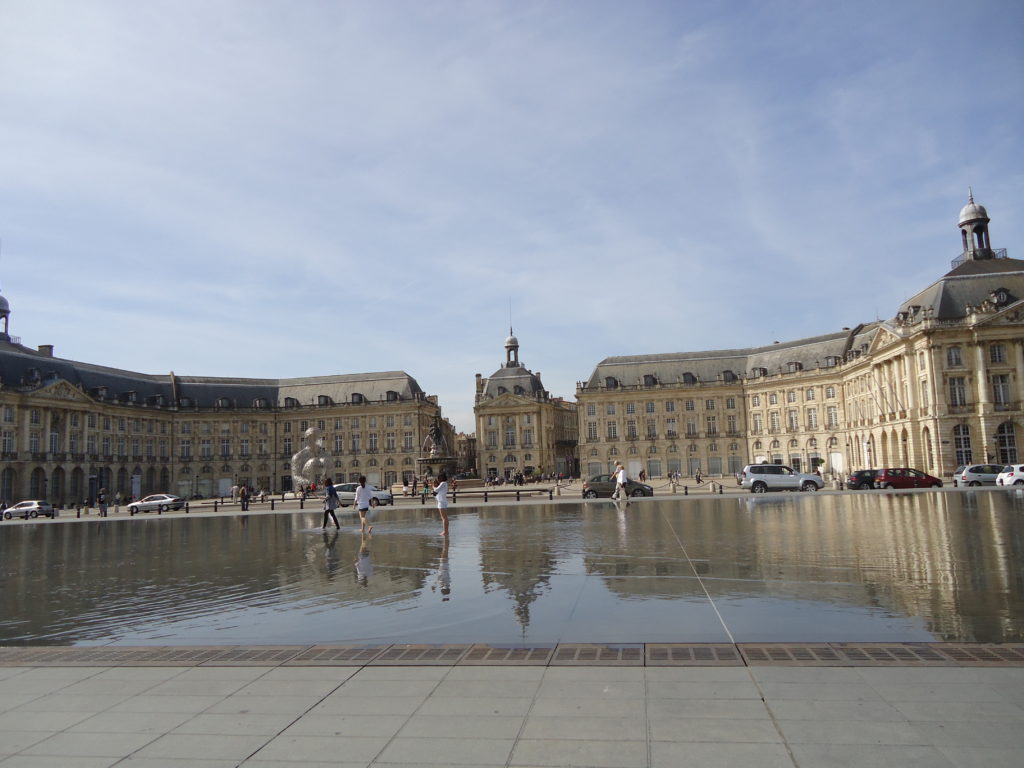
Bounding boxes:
898 256 1024 320
0 340 425 408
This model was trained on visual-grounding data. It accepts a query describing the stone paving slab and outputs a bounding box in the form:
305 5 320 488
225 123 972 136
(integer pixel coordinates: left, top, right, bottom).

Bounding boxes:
2 659 1022 767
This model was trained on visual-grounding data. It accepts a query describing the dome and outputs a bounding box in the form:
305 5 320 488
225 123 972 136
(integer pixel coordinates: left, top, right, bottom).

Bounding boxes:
0 294 9 316
959 200 989 225
504 334 519 348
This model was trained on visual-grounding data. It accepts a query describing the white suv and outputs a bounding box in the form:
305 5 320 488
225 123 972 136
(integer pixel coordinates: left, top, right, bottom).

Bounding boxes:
739 464 824 494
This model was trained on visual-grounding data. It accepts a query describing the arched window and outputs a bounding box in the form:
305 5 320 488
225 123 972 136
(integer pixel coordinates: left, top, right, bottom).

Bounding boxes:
318 395 333 406
605 377 619 389
351 393 365 404
996 421 1018 464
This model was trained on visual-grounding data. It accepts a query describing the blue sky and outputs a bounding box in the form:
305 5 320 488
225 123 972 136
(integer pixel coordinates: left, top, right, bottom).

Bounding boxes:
1 0 1022 432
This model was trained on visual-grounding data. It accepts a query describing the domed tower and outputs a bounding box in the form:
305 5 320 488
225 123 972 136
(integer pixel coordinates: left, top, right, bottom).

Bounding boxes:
0 285 10 342
504 327 520 368
959 190 993 260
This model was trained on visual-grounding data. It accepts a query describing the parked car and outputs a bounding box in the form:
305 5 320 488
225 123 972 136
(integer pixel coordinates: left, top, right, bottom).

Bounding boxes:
3 500 56 519
873 468 943 490
127 494 186 514
996 464 1024 486
334 483 394 507
582 474 654 499
958 464 1004 486
846 469 880 490
739 464 824 493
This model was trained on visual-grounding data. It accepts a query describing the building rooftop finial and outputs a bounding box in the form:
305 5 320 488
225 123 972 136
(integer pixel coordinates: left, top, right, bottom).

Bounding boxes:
968 186 974 204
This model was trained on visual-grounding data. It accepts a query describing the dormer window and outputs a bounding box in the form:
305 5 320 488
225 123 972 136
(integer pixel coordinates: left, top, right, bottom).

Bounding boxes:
122 391 137 403
284 397 299 408
605 377 619 389
179 397 193 407
643 374 657 387
386 390 399 401
149 394 165 406
752 367 768 378
497 386 507 395
351 393 365 404
786 362 803 373
92 386 108 399
513 385 525 395
722 370 737 382
216 397 232 409
824 356 839 368
317 395 333 406
682 373 697 385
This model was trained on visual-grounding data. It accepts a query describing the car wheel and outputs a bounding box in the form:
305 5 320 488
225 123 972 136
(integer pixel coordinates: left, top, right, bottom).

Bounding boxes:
1014 480 1024 486
858 481 872 490
933 481 943 488
2 510 10 520
751 482 767 494
969 481 981 487
159 504 168 513
630 488 645 497
583 490 598 499
801 481 818 492
370 498 380 507
128 506 138 515
29 510 38 518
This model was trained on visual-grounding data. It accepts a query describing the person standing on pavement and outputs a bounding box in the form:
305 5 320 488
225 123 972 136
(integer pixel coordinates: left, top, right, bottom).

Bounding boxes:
239 484 249 511
434 471 450 537
97 487 108 517
354 475 373 533
322 477 340 529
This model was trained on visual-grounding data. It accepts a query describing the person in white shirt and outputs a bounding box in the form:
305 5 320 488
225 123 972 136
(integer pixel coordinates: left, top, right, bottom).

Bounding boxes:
353 475 374 533
434 471 450 537
612 462 628 501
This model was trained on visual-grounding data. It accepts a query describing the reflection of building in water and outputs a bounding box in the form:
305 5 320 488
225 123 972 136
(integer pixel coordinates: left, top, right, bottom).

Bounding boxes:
582 495 1024 642
477 507 562 632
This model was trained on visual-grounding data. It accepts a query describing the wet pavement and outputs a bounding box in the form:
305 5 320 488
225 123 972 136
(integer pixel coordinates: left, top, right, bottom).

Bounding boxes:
4 490 1024 646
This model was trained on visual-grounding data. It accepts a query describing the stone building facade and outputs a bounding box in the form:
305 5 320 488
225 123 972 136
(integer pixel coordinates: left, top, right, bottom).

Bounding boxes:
474 332 578 478
0 302 452 503
577 197 1023 480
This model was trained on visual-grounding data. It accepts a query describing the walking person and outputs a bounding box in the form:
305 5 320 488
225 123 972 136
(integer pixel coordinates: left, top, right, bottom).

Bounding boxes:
97 487 108 517
239 484 249 511
611 462 628 502
354 475 373 533
434 471 450 537
322 477 340 529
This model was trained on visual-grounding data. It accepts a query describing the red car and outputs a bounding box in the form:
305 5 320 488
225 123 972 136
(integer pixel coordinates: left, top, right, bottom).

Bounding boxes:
874 468 943 490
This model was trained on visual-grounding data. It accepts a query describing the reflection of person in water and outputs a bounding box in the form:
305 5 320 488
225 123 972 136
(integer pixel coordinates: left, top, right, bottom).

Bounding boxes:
431 538 451 600
354 531 373 587
323 530 340 580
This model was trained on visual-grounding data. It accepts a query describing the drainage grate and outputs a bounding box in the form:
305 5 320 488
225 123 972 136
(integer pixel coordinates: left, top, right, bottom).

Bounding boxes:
647 644 742 666
460 645 554 665
933 644 1024 665
740 644 844 666
287 646 386 666
550 644 644 666
199 646 304 665
831 643 952 665
368 645 470 665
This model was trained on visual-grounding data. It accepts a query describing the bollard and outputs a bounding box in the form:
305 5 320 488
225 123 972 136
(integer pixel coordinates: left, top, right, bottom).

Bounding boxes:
185 503 189 514
549 489 553 500
270 499 275 511
452 491 457 503
718 484 723 494
684 486 688 496
214 499 218 512
484 491 488 502
157 506 162 515
299 497 304 510
516 490 521 502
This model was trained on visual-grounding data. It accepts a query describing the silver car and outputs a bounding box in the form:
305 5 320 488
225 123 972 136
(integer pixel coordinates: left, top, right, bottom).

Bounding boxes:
739 464 824 493
958 464 1004 486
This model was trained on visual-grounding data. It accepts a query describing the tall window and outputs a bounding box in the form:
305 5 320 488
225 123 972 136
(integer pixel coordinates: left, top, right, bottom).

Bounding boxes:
806 408 818 429
706 415 717 435
607 421 618 439
626 402 636 415
947 347 962 367
993 374 1011 406
523 429 534 448
705 399 715 410
726 397 736 409
752 414 763 433
220 438 230 457
606 404 616 415
953 424 972 465
949 377 967 407
586 404 596 416
769 412 780 432
787 409 798 431
920 380 929 409
990 344 1006 364
769 393 778 405
587 422 598 440
368 433 378 451
240 439 250 456
180 439 191 458
825 386 836 399
200 439 212 458
726 414 738 433
386 432 396 450
666 418 677 437
626 419 637 439
786 391 797 403
996 422 1018 464
826 406 838 428
1 431 13 452
646 419 657 438
504 428 516 447
751 395 760 407
684 399 695 411
665 401 675 412
645 402 655 413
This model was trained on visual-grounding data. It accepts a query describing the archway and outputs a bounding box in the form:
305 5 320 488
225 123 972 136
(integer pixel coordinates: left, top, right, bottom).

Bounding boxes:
1 467 15 502
30 467 46 499
921 427 933 471
879 432 889 466
51 466 66 504
70 467 84 501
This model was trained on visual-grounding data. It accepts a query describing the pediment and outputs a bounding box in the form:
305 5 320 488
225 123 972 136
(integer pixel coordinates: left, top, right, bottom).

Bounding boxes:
972 298 1024 327
32 379 92 404
476 392 534 410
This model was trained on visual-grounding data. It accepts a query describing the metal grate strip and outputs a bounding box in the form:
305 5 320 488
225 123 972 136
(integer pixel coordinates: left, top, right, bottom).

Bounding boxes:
831 643 952 666
647 644 743 666
367 644 470 666
199 646 304 665
286 646 386 666
933 644 1024 665
550 644 644 666
460 645 554 665
740 644 844 666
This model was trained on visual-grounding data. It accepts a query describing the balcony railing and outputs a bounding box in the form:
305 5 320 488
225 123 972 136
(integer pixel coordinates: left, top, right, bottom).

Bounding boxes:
994 401 1019 411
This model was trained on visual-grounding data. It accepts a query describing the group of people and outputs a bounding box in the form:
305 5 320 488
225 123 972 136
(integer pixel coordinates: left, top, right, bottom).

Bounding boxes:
324 472 450 536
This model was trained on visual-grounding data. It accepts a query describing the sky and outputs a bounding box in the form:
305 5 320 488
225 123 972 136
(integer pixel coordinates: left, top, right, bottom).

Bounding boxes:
1 0 1022 432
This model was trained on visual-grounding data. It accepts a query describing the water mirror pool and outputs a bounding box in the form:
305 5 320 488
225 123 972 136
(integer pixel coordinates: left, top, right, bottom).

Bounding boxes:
3 492 1024 646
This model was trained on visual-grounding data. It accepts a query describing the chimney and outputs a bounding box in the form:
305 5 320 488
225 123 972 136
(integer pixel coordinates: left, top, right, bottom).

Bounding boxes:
37 344 54 357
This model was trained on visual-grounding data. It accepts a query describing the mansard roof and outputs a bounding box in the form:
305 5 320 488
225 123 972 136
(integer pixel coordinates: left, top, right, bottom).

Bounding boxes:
899 259 1024 320
480 364 546 399
0 340 426 408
